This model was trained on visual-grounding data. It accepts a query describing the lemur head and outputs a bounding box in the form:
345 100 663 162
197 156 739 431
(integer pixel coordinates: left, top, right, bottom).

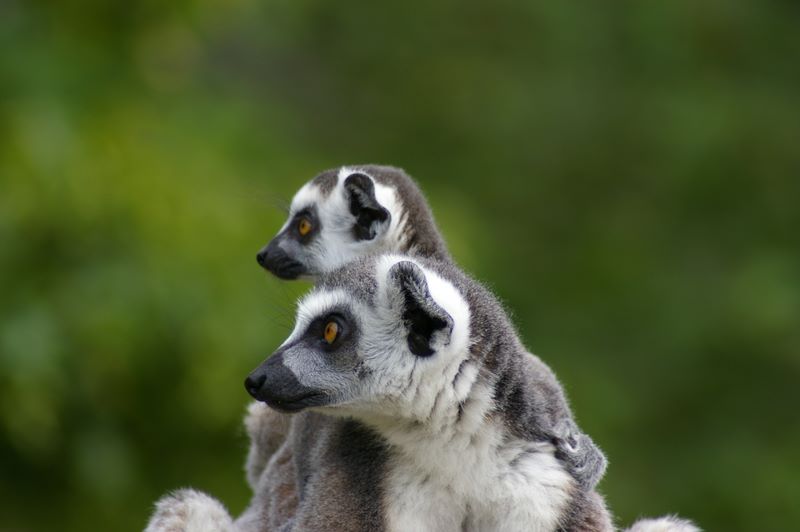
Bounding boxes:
245 255 474 421
256 165 449 280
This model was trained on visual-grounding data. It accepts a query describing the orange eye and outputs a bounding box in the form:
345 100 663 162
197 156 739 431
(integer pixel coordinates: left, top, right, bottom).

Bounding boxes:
323 321 339 344
298 218 312 236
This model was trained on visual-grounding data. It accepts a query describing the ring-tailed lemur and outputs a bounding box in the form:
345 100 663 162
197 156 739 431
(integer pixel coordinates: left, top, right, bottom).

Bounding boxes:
145 168 697 531
145 165 609 532
251 165 605 481
237 254 695 531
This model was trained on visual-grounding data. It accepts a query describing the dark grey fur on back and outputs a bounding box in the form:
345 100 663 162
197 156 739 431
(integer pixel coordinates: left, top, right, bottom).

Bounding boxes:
288 413 388 531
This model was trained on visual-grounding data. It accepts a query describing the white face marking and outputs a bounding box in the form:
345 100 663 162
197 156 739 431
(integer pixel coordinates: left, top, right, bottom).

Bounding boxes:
275 255 474 420
352 256 472 421
296 289 347 331
281 168 408 276
281 289 351 348
281 180 321 232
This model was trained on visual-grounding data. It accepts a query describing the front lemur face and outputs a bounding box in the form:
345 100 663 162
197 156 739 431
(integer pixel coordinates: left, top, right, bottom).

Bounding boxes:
245 256 471 421
256 167 401 280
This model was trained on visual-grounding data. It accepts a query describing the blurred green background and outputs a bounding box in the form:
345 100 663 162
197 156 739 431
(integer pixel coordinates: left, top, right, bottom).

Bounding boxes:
1 1 798 530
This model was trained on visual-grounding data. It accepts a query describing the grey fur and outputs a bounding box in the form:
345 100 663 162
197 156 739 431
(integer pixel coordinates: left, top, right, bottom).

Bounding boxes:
235 413 386 532
310 168 338 196
242 403 291 490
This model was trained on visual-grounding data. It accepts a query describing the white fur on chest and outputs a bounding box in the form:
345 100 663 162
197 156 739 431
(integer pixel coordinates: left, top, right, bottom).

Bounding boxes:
383 420 575 532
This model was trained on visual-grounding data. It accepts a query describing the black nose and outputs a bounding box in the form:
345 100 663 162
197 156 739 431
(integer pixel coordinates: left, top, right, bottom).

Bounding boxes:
245 372 266 399
256 240 307 279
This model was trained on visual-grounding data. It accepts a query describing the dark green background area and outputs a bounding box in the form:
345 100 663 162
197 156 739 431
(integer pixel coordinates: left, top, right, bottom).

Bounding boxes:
1 1 798 530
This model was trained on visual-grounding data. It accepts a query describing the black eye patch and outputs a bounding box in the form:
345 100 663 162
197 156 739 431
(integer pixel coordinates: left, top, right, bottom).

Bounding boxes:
305 311 352 351
291 206 320 243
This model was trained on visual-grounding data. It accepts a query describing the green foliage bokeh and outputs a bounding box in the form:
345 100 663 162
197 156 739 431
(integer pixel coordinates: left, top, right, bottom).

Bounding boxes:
1 1 798 530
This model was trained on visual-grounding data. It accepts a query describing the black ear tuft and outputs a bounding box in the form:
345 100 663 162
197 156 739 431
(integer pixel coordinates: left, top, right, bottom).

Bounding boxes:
344 173 390 241
389 261 453 357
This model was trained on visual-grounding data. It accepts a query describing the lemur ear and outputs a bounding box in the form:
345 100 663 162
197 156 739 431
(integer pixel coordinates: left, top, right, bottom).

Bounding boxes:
388 261 453 357
344 173 391 241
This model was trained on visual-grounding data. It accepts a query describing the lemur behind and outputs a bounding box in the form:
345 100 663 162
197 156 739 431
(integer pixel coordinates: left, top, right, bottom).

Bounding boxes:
256 165 450 280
